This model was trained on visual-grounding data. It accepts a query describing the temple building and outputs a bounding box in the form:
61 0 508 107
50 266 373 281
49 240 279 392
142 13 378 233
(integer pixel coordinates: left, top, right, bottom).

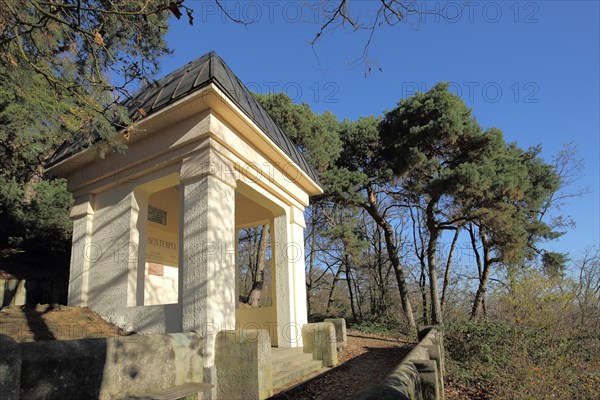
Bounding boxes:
46 52 323 373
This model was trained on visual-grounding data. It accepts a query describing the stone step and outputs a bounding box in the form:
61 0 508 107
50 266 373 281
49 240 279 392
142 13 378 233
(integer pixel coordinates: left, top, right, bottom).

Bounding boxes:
272 349 314 375
271 347 303 363
272 359 323 390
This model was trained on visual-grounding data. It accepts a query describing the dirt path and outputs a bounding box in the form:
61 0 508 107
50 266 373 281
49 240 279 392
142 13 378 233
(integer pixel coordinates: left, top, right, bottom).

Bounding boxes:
271 330 414 400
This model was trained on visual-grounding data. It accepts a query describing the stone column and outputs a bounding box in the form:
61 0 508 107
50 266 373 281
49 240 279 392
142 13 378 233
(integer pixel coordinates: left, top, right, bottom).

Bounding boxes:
289 206 308 346
273 213 293 348
274 206 308 348
179 146 237 384
67 195 94 306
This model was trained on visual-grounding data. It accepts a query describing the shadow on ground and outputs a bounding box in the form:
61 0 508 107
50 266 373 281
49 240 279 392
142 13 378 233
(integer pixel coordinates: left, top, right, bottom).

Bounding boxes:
271 334 413 400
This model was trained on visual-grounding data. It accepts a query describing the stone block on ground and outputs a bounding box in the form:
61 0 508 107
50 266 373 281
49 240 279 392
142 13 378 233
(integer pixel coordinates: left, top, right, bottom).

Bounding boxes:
215 329 272 400
324 318 347 350
301 322 338 367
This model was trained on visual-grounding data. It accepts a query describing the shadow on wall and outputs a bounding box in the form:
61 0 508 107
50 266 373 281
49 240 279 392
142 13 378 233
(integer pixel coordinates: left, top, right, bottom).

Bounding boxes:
19 337 107 399
1 278 68 309
0 246 69 306
1 331 205 400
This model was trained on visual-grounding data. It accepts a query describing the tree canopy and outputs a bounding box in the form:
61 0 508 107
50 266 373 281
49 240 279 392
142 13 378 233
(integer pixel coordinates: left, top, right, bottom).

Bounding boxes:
0 0 193 248
0 1 194 180
259 83 567 328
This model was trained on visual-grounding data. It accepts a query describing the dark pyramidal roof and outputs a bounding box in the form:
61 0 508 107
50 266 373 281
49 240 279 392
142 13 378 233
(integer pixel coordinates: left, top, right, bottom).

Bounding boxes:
47 51 319 184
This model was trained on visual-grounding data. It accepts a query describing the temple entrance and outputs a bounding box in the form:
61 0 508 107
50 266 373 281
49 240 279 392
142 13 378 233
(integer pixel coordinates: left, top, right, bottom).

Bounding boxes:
129 172 181 309
235 182 283 346
144 185 180 305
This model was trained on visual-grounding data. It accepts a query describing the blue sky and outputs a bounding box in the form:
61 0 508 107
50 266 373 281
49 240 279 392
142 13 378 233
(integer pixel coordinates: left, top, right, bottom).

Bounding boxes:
161 1 599 257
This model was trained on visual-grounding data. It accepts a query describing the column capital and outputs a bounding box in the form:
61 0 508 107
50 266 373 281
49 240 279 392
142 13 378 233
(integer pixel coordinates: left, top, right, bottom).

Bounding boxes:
69 194 95 219
180 144 237 188
290 205 306 228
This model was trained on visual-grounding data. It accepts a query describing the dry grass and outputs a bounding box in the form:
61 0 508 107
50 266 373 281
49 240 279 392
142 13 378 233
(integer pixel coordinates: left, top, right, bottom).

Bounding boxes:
0 304 128 342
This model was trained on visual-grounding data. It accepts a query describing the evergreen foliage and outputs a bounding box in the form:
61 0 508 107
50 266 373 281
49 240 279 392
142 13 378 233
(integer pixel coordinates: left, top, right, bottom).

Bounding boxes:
259 84 568 327
0 1 192 250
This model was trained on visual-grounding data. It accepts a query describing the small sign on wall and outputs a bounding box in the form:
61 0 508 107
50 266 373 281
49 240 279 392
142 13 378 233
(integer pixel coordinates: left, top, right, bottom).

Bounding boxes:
145 217 179 268
147 262 164 276
148 205 167 225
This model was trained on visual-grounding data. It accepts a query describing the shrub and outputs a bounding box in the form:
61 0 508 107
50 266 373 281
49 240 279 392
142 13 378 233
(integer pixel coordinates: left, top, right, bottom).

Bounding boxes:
444 319 600 399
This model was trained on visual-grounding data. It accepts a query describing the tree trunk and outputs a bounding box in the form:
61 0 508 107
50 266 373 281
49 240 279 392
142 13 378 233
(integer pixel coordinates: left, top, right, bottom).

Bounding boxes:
468 223 483 281
425 199 443 326
420 266 428 325
441 226 460 311
345 254 358 321
470 265 491 319
375 226 391 318
470 230 492 320
247 224 269 307
410 207 429 325
364 185 417 333
370 224 390 318
326 265 344 315
351 266 364 320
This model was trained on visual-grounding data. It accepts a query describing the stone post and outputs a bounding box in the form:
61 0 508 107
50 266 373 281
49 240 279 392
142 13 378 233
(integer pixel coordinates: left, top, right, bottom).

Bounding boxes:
324 318 347 350
215 329 273 400
289 206 308 345
301 322 338 367
413 359 440 400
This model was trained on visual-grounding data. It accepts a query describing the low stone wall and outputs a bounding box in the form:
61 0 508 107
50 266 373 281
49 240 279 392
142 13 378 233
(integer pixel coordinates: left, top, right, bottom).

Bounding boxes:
1 279 68 308
351 327 445 400
0 332 205 400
